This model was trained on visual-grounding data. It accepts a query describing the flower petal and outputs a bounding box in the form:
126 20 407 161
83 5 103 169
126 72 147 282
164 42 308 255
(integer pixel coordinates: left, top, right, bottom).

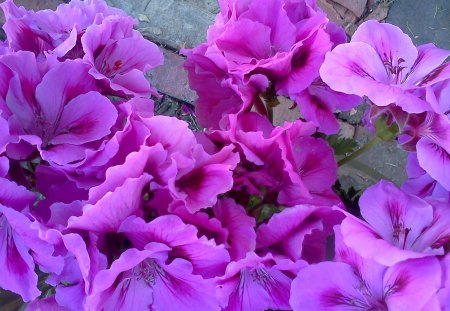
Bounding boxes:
417 137 450 190
50 91 117 145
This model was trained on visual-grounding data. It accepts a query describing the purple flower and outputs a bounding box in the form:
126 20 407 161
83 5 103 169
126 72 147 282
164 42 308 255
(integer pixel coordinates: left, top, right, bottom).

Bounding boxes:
86 243 219 310
256 205 343 263
182 43 266 130
212 198 256 260
216 252 306 311
0 173 63 301
292 78 361 134
321 20 450 113
184 0 356 132
399 111 450 190
1 0 126 58
402 153 449 200
68 174 152 233
119 215 230 278
341 180 450 266
26 296 68 311
0 52 118 166
82 15 163 97
290 226 442 311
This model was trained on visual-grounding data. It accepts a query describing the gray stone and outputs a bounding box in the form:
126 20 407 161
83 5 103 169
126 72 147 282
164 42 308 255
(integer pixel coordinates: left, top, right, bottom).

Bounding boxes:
155 95 200 130
0 0 64 23
147 48 197 103
338 102 368 125
339 125 408 189
106 0 215 50
387 0 450 49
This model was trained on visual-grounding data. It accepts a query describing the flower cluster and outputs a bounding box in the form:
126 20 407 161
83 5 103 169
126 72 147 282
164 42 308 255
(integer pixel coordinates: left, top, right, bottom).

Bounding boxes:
182 0 361 134
321 20 450 197
0 0 449 310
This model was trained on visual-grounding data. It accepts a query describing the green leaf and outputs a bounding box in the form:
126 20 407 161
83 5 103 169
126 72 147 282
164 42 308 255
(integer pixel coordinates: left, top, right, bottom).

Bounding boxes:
257 204 282 224
375 115 399 141
326 134 359 156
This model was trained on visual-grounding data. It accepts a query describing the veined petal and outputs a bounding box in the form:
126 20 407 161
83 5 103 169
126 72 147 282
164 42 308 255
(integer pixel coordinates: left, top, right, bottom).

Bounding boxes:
417 138 450 190
351 20 418 72
0 205 40 301
68 175 151 232
50 91 117 145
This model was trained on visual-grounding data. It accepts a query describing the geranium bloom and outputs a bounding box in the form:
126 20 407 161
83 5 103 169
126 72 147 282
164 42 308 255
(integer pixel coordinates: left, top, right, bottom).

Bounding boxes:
184 0 359 132
208 112 340 206
0 167 63 301
256 204 344 263
182 43 266 130
399 111 450 190
402 153 449 200
216 252 306 311
166 198 256 261
0 51 118 166
86 243 219 311
321 20 450 113
290 226 442 311
82 15 164 97
118 215 230 278
341 180 450 266
1 0 126 58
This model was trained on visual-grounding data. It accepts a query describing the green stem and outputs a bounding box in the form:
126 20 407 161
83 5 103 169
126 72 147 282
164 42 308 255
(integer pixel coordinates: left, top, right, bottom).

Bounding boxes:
338 136 382 167
267 105 274 124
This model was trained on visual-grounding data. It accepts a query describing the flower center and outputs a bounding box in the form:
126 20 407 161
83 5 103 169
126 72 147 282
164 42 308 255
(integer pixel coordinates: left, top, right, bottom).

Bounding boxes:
132 259 165 285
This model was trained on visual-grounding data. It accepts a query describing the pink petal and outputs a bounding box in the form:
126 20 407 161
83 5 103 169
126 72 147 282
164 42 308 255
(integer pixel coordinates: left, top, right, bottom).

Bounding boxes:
68 175 151 232
50 92 117 145
351 20 418 71
417 138 450 190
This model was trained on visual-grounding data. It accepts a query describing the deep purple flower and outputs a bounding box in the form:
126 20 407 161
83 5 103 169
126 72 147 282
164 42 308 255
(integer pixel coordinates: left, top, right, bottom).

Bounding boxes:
182 43 266 130
212 198 256 260
321 20 450 113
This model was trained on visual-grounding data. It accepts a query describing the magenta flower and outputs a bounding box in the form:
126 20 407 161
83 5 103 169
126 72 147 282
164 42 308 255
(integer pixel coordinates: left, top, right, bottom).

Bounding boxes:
41 232 107 311
0 52 118 166
402 153 449 200
399 112 450 191
118 215 230 278
212 198 256 260
167 198 256 262
321 20 450 113
341 180 450 266
184 0 357 132
68 174 152 233
86 243 219 311
216 252 306 311
292 79 361 134
0 116 9 153
0 174 63 301
1 0 126 58
82 16 164 97
256 205 343 263
290 226 442 311
182 43 266 130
